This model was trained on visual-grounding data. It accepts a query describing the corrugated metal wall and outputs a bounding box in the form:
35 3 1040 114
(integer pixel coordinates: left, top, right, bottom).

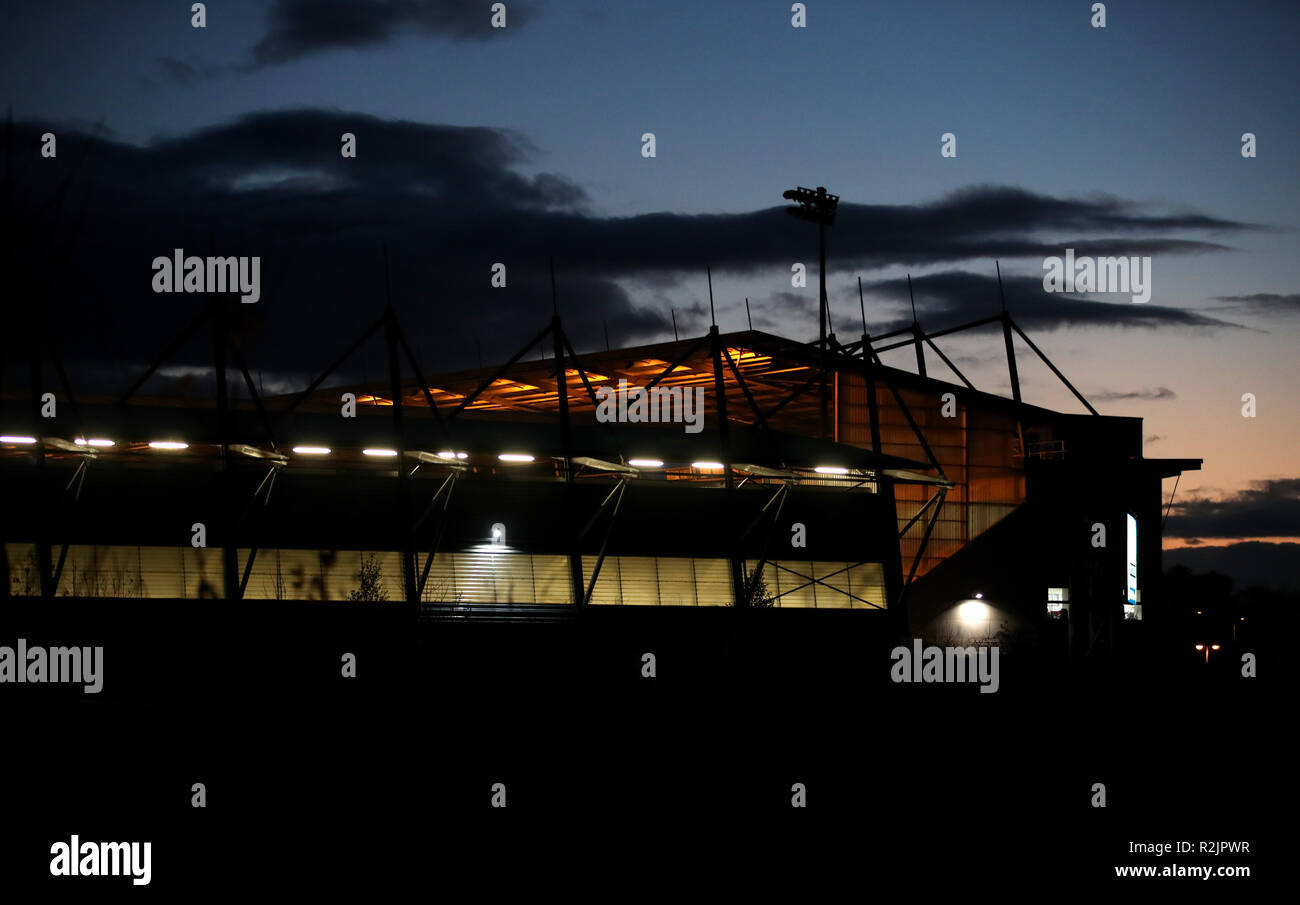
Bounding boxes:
837 374 1027 580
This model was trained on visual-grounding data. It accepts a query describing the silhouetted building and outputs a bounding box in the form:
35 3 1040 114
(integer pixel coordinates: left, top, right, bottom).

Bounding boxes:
2 307 1200 660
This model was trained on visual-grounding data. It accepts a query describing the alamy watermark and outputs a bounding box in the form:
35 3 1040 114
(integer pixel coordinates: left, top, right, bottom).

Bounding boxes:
1042 248 1151 303
0 639 103 693
152 248 261 303
595 379 704 434
50 836 150 886
890 639 1000 693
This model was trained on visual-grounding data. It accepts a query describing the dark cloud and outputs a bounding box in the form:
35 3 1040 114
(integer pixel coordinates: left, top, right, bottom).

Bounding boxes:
1092 387 1176 402
1 111 1259 393
251 0 538 67
859 271 1242 334
154 56 201 86
1164 541 1300 591
1212 292 1300 315
541 192 1245 281
1166 479 1300 539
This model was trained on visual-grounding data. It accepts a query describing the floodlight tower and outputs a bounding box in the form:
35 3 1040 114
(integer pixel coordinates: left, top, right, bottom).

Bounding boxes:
783 186 839 349
783 185 839 437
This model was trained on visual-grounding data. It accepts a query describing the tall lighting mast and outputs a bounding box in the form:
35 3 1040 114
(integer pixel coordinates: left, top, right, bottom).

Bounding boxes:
783 185 839 438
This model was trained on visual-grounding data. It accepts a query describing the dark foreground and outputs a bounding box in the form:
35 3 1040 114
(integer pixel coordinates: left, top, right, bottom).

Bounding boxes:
0 599 1283 894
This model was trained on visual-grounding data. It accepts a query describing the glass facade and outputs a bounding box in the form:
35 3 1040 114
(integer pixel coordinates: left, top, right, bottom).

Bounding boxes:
6 543 886 608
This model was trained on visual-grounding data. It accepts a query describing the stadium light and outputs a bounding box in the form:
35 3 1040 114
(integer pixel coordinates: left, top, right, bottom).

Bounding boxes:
783 184 840 437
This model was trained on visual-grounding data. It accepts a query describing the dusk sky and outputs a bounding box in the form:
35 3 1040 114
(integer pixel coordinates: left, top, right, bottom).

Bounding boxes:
4 0 1297 565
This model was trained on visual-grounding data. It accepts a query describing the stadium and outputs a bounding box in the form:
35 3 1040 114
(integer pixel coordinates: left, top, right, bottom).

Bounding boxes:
2 280 1200 660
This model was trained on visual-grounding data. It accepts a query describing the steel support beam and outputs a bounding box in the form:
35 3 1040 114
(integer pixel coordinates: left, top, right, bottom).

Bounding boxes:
643 335 710 393
1009 319 1098 415
1000 311 1022 405
119 304 212 405
722 345 770 430
212 298 240 601
392 316 447 430
580 478 628 606
384 303 419 606
764 559 885 609
818 221 830 438
870 314 1002 354
553 317 586 610
228 340 278 451
897 490 942 539
924 337 976 391
416 473 458 599
710 325 746 605
448 321 555 420
895 490 946 610
862 337 883 453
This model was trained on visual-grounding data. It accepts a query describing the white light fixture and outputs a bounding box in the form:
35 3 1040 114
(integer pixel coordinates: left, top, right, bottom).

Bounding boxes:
628 458 664 468
0 435 37 444
363 448 399 457
436 451 470 460
498 453 534 463
293 446 331 455
974 592 984 599
75 438 115 448
957 600 990 625
814 465 849 475
148 441 188 450
691 461 725 470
